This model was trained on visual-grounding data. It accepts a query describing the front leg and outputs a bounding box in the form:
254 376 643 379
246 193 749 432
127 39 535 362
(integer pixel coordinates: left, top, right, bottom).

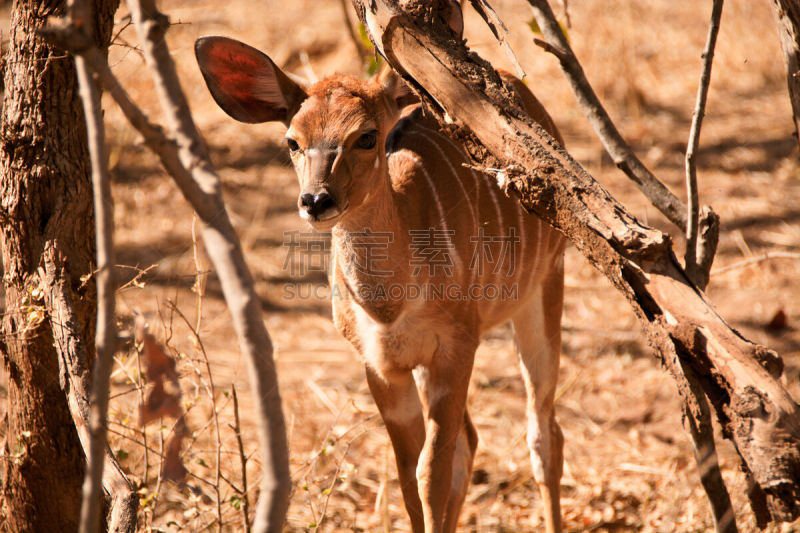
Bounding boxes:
366 366 426 532
415 342 477 533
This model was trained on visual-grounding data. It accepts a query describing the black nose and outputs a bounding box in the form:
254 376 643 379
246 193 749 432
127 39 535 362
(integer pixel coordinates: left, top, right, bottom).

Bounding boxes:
300 192 335 217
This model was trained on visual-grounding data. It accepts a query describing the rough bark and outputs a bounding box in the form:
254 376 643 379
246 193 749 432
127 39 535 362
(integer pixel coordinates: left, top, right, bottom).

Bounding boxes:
0 0 119 530
772 0 800 147
353 0 800 524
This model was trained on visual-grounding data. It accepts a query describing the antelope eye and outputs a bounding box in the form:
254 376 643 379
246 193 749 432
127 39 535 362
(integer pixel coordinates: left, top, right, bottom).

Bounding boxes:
355 131 377 150
286 138 300 152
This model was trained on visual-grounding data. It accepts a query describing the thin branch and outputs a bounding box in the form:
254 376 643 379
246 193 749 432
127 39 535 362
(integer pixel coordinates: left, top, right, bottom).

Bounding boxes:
685 0 724 289
123 1 290 530
467 0 525 79
69 2 119 533
526 0 721 284
527 0 689 230
232 385 253 533
711 251 800 275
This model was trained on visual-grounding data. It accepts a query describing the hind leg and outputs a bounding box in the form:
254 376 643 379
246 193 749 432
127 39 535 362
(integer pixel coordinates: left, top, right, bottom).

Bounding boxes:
511 271 565 533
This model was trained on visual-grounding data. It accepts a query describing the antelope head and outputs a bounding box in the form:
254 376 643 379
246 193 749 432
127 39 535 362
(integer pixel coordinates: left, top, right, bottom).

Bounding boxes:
195 37 410 228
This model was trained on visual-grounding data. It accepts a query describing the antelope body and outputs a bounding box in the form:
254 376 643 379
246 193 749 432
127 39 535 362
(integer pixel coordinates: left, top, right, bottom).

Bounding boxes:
197 35 566 533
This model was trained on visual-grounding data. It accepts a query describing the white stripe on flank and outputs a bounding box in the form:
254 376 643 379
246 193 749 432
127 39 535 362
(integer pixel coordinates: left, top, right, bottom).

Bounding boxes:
531 217 542 283
515 200 527 275
413 127 477 231
485 179 504 231
514 200 529 295
397 151 464 272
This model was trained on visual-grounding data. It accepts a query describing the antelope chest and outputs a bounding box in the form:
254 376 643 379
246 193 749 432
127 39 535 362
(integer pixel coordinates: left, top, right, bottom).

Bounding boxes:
332 295 440 377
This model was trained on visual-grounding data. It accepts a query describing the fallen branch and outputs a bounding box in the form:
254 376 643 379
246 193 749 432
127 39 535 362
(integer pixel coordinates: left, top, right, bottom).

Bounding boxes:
523 4 731 526
354 0 800 525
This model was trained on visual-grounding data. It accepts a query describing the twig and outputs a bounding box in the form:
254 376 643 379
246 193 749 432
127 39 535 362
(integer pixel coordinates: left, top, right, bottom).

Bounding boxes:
559 0 571 28
124 2 290 526
167 300 224 531
467 0 526 79
685 0 724 289
711 251 800 275
133 344 149 486
232 385 253 533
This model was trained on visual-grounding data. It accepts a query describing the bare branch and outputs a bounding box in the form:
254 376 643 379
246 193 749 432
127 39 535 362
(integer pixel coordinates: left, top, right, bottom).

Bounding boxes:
527 0 688 230
44 1 291 530
711 250 800 275
64 1 121 532
123 1 290 530
685 0 724 289
466 0 525 79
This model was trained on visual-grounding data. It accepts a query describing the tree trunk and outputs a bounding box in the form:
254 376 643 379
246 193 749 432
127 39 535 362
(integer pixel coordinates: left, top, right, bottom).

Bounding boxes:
0 1 119 530
772 0 800 146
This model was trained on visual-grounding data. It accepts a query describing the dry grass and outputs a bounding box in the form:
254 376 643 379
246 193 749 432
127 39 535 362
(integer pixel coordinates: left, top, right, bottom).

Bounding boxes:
2 0 799 531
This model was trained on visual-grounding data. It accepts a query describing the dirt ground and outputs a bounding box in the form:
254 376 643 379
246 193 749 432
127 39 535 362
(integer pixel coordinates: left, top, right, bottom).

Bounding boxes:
4 0 800 531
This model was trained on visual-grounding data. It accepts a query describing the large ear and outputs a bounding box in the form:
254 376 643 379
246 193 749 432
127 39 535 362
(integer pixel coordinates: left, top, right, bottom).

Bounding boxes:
195 36 307 124
377 65 418 110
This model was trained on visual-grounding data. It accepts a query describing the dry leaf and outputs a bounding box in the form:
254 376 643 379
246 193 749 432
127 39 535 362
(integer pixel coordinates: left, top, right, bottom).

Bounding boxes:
162 417 189 483
766 309 788 331
139 379 182 425
139 326 178 381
